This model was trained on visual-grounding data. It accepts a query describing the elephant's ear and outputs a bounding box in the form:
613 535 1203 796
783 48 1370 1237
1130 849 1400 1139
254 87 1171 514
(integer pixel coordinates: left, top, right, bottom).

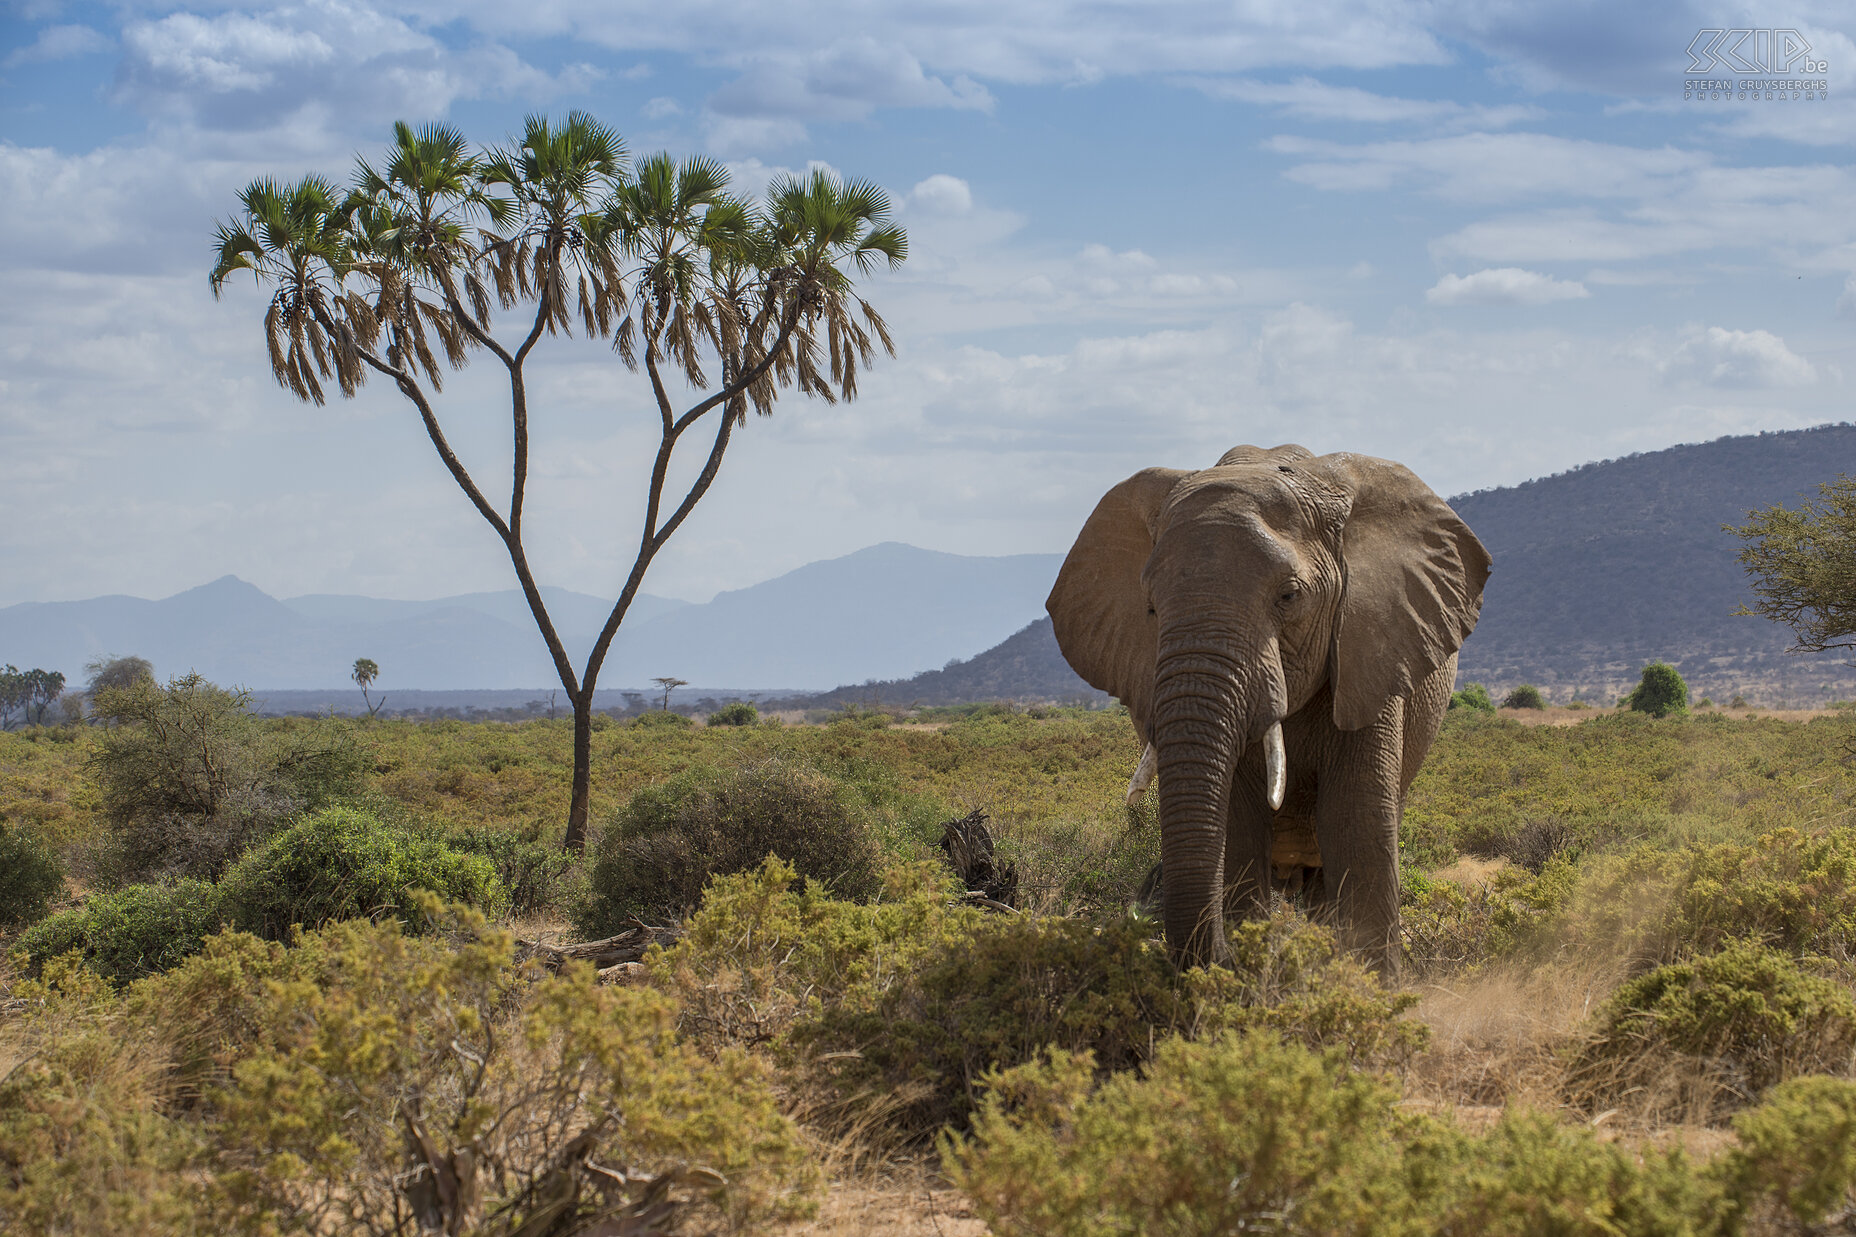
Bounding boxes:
1306 453 1492 731
1046 467 1191 738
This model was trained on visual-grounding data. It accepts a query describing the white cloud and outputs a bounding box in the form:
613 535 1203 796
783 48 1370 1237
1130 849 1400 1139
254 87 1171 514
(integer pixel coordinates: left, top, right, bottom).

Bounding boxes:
1662 326 1817 388
1426 268 1589 306
1265 131 1856 268
111 2 595 140
641 95 681 118
1838 275 1856 318
4 23 111 67
1190 75 1540 130
907 173 972 215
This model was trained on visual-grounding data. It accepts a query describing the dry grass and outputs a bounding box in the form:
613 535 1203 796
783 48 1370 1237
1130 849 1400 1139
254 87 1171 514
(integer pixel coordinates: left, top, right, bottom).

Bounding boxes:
770 1165 988 1237
1405 958 1625 1112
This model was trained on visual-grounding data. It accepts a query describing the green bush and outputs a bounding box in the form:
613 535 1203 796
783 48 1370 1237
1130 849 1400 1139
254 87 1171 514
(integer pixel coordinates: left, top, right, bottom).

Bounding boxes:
1500 683 1546 709
945 1033 1724 1237
89 675 367 882
1567 941 1856 1120
576 758 883 933
1722 1076 1856 1228
16 880 225 985
439 822 575 918
1449 682 1495 712
0 822 65 928
706 700 759 727
1 904 816 1236
1625 661 1689 718
217 806 502 940
631 709 693 729
1506 827 1856 967
946 1032 1409 1236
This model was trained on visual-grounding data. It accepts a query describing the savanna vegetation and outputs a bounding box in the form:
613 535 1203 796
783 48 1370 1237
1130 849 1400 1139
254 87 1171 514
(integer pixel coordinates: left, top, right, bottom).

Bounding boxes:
7 677 1856 1232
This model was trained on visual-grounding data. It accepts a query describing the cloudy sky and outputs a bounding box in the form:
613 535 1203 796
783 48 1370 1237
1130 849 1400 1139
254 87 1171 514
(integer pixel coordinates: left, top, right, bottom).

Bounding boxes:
2 1 1852 610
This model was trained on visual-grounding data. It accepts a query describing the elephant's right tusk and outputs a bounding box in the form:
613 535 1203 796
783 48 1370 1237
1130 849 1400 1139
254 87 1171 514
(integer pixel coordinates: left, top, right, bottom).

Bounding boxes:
1264 721 1286 811
1125 743 1157 806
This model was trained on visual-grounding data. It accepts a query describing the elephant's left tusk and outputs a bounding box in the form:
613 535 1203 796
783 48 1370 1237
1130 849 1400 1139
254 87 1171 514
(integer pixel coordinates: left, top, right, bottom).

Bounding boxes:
1264 722 1287 811
1125 743 1157 806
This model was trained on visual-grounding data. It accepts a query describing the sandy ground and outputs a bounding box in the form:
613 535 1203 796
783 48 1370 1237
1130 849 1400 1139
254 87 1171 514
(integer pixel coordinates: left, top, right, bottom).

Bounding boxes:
773 1171 990 1237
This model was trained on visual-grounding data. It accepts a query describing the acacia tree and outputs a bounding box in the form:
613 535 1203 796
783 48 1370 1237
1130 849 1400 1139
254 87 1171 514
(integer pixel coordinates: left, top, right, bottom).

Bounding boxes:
212 115 905 849
651 676 687 711
1731 475 1856 660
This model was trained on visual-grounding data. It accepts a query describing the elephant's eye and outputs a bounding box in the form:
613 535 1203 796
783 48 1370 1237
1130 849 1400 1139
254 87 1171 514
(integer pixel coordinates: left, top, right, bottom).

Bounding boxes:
1279 585 1301 604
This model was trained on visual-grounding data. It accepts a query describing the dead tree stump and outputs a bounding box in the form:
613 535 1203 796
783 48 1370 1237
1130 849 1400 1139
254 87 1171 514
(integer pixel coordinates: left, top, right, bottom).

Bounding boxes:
937 808 1018 910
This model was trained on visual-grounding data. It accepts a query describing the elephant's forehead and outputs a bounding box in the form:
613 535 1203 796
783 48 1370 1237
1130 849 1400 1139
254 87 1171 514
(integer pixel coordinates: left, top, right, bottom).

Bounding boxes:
1164 467 1310 528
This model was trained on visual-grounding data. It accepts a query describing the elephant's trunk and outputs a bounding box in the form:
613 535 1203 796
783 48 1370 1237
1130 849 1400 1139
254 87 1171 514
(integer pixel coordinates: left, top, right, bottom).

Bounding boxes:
1151 631 1287 968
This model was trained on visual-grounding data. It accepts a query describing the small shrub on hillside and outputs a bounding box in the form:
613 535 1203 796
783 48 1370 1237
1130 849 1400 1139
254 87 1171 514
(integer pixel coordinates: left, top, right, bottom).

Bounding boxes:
630 709 693 729
576 758 883 933
17 880 225 985
706 700 758 726
0 822 65 928
1625 661 1690 718
1567 941 1856 1122
217 806 502 940
1501 684 1547 709
89 674 366 882
1449 682 1495 712
439 821 574 918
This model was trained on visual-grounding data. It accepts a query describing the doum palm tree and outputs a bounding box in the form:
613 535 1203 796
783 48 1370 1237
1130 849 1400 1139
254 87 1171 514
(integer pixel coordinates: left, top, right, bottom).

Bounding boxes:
212 114 905 850
352 658 384 718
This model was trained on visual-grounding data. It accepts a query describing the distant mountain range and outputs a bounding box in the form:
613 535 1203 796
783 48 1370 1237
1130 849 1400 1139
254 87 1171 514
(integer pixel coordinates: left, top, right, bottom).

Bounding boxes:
6 428 1854 709
0 543 1061 695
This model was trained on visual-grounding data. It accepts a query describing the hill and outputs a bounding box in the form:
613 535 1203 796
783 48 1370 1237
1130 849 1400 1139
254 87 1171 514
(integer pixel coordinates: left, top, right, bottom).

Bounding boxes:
763 618 1106 711
1451 423 1856 705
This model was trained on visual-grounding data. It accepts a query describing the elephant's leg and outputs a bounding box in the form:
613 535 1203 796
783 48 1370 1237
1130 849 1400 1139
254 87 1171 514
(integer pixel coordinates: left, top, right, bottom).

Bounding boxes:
1314 700 1406 975
1223 750 1275 923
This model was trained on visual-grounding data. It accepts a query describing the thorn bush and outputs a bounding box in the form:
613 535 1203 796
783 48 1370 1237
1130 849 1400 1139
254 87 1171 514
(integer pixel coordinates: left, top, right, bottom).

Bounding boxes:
0 822 65 929
216 806 503 941
1501 683 1546 709
575 758 883 933
1625 661 1690 718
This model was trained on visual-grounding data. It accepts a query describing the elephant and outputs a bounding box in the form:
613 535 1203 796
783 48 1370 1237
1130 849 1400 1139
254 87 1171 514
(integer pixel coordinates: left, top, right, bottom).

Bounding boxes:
1046 444 1491 974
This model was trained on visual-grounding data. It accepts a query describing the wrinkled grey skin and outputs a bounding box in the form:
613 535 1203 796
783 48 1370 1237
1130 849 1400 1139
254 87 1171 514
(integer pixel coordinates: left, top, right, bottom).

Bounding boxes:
1046 445 1491 974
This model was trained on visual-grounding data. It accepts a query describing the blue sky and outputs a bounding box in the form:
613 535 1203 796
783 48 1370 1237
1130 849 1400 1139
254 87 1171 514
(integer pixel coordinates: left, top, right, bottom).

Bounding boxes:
2 1 1852 609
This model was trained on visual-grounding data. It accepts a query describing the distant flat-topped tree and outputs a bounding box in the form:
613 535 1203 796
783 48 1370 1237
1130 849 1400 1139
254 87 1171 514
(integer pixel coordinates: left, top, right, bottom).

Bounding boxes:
211 116 905 849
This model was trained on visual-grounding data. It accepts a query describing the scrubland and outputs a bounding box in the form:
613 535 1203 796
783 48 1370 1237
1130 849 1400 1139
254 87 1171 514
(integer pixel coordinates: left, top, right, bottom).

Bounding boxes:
6 699 1856 1233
